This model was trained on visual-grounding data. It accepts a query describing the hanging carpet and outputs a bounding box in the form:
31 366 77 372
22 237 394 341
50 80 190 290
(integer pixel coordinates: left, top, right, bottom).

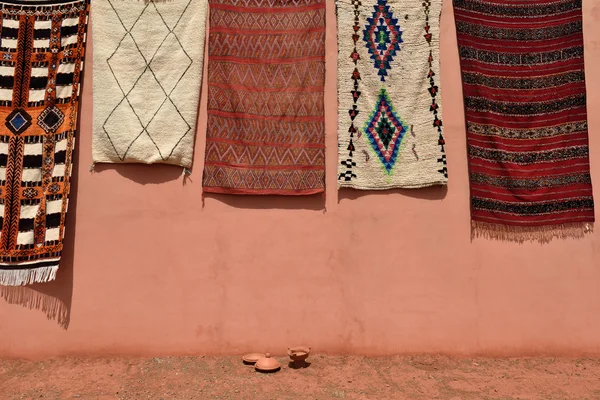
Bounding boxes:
337 0 448 190
202 0 326 195
0 0 89 286
454 0 595 242
92 0 207 168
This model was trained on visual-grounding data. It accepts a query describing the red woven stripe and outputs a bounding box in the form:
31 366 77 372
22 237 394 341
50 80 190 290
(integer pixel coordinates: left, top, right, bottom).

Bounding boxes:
204 0 326 194
456 0 594 231
209 2 325 13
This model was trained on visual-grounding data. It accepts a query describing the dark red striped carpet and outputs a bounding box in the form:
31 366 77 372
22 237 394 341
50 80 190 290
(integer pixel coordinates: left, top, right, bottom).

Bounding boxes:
453 0 595 242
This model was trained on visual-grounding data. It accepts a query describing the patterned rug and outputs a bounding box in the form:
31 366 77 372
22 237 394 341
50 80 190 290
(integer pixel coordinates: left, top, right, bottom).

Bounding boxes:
454 0 595 242
92 0 207 168
337 0 448 190
202 0 326 195
0 0 89 286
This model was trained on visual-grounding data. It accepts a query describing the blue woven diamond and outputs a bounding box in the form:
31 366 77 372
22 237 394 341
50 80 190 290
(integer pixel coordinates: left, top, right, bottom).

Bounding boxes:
363 88 408 173
5 108 32 135
363 0 403 82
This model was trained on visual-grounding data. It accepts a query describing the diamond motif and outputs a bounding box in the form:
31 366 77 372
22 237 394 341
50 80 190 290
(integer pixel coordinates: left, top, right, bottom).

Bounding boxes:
5 109 32 135
23 187 38 199
48 183 60 194
37 106 65 133
363 0 403 81
363 88 408 173
103 0 194 161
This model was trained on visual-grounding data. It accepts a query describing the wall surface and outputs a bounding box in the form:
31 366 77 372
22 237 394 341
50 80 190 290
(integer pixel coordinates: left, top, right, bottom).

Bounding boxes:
1 0 600 359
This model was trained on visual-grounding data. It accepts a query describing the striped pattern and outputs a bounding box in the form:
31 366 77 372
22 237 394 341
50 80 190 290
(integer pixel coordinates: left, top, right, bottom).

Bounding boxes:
454 0 594 240
202 0 326 195
0 0 89 286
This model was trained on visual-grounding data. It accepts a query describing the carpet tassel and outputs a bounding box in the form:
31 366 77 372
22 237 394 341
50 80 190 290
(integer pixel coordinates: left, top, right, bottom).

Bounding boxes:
0 266 58 286
471 220 594 244
182 168 191 185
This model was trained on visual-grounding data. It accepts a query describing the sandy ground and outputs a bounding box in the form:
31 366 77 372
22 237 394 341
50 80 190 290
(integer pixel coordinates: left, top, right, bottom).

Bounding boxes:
2 356 600 399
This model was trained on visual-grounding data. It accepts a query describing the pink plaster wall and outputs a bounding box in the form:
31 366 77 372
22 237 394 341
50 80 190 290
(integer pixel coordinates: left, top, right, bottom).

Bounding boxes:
1 0 600 359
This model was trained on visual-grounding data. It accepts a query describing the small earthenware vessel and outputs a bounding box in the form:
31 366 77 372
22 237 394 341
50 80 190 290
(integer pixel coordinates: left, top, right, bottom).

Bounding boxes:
242 353 263 365
255 353 280 373
287 346 311 367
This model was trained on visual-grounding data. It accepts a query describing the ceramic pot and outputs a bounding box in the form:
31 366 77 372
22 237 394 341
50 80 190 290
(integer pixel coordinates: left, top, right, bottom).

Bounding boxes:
287 346 311 366
255 353 280 373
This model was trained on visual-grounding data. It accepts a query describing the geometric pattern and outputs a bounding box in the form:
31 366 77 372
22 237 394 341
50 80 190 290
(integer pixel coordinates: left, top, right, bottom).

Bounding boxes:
5 109 32 135
363 0 402 82
37 106 65 133
423 0 447 178
454 0 594 241
337 0 448 190
207 86 323 117
92 0 206 168
208 61 325 88
210 7 325 30
338 0 362 183
0 0 89 286
363 88 407 173
210 32 325 59
203 0 326 195
205 142 325 166
203 166 324 192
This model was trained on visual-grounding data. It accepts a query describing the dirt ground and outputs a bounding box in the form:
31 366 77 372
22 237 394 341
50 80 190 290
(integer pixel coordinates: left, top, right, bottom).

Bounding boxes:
2 355 600 399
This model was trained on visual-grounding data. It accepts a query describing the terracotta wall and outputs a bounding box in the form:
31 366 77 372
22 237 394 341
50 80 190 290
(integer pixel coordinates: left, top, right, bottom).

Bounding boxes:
1 0 600 358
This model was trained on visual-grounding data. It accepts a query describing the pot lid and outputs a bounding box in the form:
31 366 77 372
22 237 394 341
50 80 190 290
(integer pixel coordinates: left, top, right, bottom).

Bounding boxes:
242 353 263 364
255 353 280 372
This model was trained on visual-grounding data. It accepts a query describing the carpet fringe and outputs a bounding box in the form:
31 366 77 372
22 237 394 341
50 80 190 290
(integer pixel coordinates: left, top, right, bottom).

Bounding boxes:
471 220 593 244
0 266 58 286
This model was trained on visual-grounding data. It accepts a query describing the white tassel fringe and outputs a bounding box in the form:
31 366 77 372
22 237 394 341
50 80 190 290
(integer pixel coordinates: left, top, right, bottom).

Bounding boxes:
0 266 58 286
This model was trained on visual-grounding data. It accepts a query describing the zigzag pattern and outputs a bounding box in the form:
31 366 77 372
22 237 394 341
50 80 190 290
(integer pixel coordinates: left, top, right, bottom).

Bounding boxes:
204 0 325 194
208 85 324 117
205 141 325 166
210 0 324 7
2 137 24 250
209 61 325 88
210 32 325 59
208 115 324 143
203 165 325 191
211 8 325 30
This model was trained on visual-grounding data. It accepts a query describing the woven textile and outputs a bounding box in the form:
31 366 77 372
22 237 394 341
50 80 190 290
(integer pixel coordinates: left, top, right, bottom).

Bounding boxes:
202 0 326 195
454 0 595 241
337 0 448 190
0 0 88 286
92 0 207 168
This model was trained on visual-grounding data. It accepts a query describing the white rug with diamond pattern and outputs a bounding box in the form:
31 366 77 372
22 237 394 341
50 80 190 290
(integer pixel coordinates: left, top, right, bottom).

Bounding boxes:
92 0 207 168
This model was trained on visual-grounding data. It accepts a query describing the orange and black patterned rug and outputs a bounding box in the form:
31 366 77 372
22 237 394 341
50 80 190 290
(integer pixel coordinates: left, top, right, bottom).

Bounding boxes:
202 0 326 195
0 0 88 285
454 0 595 242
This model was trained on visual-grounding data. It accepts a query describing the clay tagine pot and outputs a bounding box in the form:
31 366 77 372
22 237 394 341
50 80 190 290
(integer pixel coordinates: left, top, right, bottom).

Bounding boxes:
255 353 280 373
242 353 263 365
287 346 311 367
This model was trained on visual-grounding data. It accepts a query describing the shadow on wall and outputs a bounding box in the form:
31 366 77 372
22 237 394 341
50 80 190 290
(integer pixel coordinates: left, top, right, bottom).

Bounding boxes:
204 192 326 211
92 163 186 185
0 135 83 331
338 185 448 202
